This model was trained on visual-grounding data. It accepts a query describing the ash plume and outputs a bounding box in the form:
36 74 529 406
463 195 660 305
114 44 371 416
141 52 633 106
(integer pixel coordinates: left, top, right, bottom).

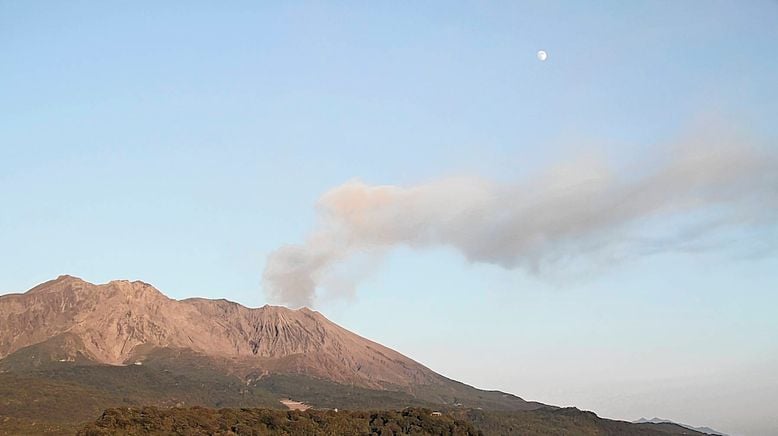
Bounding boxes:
263 133 778 308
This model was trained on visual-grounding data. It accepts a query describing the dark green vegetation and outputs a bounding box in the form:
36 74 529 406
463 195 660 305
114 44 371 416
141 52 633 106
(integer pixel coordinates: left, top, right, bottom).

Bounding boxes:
0 349 458 434
252 374 540 413
78 407 480 436
76 406 708 436
0 342 542 434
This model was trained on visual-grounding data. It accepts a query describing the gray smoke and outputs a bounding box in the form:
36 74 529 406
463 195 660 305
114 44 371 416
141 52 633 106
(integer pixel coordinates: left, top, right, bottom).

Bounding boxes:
263 134 778 308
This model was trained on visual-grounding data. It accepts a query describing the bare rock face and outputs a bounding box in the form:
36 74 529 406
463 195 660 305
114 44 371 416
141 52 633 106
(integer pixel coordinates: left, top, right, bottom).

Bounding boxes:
0 275 440 390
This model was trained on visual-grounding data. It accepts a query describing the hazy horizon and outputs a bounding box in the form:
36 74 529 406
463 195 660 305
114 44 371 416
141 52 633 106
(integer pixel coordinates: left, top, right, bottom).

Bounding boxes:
2 2 777 435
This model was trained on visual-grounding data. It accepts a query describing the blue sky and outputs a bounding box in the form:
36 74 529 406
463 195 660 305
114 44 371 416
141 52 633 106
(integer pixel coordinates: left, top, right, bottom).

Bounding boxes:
1 2 777 434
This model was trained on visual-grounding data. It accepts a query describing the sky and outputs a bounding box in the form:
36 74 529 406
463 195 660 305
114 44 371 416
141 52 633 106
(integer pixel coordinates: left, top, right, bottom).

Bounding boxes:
1 1 777 434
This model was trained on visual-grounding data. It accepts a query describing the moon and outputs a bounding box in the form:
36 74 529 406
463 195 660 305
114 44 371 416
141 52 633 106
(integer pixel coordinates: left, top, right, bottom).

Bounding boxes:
537 50 548 61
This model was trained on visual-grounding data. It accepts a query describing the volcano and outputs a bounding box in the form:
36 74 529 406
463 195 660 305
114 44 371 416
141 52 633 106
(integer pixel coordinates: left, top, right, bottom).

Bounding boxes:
0 276 714 435
0 276 540 411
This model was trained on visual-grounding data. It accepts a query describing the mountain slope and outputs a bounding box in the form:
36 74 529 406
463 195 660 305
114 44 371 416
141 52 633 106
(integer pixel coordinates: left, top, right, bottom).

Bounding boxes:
78 406 707 436
0 275 540 411
2 275 438 388
635 417 728 435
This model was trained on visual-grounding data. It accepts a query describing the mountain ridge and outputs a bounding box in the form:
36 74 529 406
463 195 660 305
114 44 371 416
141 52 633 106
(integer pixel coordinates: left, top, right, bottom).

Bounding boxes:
0 275 539 410
635 417 727 435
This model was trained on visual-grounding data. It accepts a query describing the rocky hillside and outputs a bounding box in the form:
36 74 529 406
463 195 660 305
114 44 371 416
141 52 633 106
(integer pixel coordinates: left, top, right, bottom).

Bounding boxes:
0 275 439 389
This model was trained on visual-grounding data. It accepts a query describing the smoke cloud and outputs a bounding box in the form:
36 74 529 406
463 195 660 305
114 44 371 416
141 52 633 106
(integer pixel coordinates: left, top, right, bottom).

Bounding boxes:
263 134 778 308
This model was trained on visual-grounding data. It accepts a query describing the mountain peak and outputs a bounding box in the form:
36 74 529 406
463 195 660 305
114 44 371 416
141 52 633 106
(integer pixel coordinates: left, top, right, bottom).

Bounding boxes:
25 274 86 293
56 274 81 281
